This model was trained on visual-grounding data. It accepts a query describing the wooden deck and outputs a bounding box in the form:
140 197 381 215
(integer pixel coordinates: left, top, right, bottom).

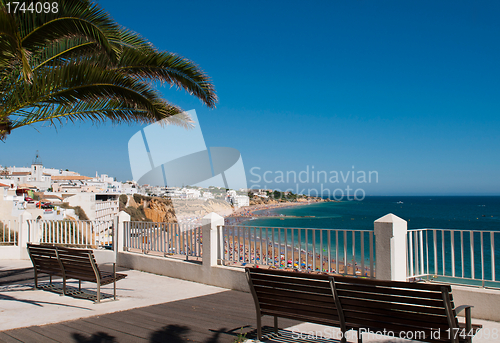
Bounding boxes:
0 268 300 343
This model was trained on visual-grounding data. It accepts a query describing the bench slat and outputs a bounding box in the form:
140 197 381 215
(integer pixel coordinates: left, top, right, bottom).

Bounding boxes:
344 306 449 325
344 308 450 330
252 279 332 294
337 289 446 307
336 282 445 300
257 294 338 314
260 303 339 321
334 275 448 292
340 296 449 316
255 286 334 303
260 309 342 328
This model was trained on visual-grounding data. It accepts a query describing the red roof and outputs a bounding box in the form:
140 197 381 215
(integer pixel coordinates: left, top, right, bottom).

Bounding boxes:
0 183 9 187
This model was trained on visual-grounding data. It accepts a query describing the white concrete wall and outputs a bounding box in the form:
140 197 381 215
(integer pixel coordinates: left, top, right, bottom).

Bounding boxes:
0 246 21 259
65 193 95 220
117 252 249 292
453 285 500 322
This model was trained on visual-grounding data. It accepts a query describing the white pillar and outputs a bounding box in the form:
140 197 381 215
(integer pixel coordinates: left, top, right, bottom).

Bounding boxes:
374 213 407 281
18 211 32 259
201 212 224 269
116 211 130 256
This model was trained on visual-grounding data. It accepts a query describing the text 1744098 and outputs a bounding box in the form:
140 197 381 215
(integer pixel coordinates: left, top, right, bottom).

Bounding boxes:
6 2 58 14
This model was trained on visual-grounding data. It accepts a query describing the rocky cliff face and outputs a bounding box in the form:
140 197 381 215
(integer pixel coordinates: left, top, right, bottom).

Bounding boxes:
127 195 233 222
142 198 177 223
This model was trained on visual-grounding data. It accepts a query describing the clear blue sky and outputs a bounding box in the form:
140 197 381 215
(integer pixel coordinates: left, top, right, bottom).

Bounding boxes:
2 0 499 195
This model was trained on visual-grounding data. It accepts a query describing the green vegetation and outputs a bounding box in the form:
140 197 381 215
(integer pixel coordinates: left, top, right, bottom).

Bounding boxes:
0 221 17 244
119 194 128 211
233 328 247 343
124 205 150 222
73 206 89 221
59 203 89 220
0 0 217 139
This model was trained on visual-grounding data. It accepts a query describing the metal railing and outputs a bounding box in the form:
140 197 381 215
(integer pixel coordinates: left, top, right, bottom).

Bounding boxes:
219 225 376 278
407 228 500 288
0 220 18 245
124 222 202 260
27 219 113 248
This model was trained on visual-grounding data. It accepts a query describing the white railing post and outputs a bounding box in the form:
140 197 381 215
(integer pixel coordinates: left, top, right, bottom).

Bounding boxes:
374 213 408 281
116 211 130 256
18 212 33 259
202 212 224 269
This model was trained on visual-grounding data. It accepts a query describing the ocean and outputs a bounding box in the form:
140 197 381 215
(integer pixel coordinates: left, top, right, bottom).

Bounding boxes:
241 196 500 286
245 196 500 231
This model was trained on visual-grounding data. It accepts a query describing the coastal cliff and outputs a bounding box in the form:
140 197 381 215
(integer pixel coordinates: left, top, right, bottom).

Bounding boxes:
120 194 232 222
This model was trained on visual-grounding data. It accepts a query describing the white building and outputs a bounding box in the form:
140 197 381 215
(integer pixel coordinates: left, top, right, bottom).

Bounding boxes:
3 154 52 191
64 193 119 246
64 193 119 222
226 190 250 208
201 191 214 200
122 181 139 195
180 188 201 199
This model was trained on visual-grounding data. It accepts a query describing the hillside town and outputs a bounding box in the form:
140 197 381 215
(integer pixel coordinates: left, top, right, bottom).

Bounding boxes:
0 153 250 226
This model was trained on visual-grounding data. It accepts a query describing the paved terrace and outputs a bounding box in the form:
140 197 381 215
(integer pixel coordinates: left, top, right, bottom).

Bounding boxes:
0 260 499 343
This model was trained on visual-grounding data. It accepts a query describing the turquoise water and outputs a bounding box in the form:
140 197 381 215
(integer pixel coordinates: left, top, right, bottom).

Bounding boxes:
242 196 500 283
246 196 500 231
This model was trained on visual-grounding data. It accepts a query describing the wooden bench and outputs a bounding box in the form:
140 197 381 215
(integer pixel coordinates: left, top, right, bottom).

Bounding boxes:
246 267 482 343
26 243 63 289
27 243 126 303
334 275 482 343
245 267 353 341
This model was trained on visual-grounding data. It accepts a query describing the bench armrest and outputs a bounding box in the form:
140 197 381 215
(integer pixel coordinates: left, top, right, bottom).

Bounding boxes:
455 304 473 315
455 304 474 334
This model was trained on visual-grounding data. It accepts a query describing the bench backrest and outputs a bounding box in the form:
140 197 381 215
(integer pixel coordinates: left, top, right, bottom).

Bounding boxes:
246 268 343 328
56 246 100 282
333 275 459 341
27 243 62 276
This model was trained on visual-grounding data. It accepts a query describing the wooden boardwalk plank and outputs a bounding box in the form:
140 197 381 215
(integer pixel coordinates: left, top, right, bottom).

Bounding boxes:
0 332 22 343
0 328 58 343
82 316 154 340
1 290 301 343
62 320 148 343
28 323 91 343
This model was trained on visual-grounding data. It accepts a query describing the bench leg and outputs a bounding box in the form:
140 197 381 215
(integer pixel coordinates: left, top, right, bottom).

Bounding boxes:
113 263 116 301
33 270 38 289
274 316 278 334
257 315 262 341
465 307 472 343
62 276 66 296
96 280 100 303
78 280 81 292
341 330 347 343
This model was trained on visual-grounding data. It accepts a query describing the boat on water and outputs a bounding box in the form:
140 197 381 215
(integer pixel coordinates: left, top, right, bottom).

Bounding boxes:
397 201 403 204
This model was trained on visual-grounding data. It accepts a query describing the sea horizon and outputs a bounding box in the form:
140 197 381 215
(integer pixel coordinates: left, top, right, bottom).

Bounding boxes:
244 195 500 231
